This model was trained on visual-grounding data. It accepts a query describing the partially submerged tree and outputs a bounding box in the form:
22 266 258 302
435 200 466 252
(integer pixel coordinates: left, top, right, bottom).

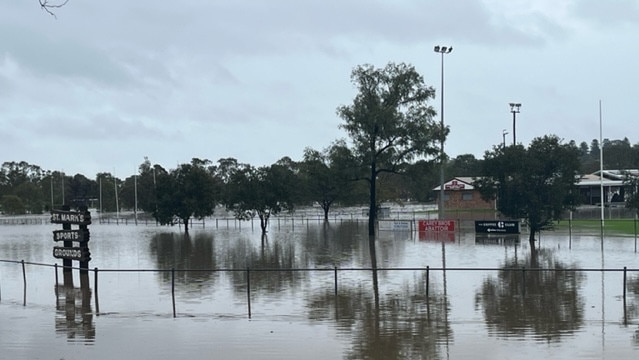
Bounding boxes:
475 135 581 248
223 162 295 234
299 140 362 221
337 62 442 236
154 158 219 234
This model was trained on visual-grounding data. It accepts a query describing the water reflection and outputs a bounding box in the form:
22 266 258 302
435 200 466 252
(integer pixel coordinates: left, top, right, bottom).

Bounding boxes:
5 220 639 358
55 272 95 343
300 221 364 267
149 232 219 288
223 233 306 297
475 234 520 246
307 235 451 360
625 275 639 342
475 248 585 341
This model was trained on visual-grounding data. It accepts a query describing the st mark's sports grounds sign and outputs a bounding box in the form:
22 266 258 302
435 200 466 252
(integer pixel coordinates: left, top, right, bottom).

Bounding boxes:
51 209 92 266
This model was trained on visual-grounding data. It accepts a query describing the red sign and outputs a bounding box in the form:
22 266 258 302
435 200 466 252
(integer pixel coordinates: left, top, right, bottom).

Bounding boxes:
418 231 455 242
444 180 466 190
418 220 455 232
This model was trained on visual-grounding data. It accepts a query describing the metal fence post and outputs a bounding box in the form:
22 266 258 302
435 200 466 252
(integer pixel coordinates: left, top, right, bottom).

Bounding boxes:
334 266 338 298
21 260 26 306
246 267 252 319
426 266 430 299
521 267 526 297
94 267 100 315
171 268 176 318
623 266 627 299
623 266 628 324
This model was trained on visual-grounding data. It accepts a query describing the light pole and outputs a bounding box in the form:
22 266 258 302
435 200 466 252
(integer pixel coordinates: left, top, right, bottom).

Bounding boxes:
502 129 508 148
434 45 452 220
509 103 521 145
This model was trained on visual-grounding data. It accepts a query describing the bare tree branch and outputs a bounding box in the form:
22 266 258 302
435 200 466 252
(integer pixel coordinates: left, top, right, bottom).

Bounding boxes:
39 0 69 18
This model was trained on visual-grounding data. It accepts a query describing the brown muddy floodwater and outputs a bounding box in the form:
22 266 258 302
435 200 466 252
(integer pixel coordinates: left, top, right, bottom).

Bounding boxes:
1 216 639 360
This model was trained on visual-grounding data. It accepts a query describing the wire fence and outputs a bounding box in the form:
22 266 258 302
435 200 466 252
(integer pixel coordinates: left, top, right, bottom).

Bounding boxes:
2 258 639 322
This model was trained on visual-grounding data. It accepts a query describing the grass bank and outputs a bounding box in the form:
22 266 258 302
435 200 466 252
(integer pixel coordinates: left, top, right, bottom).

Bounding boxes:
554 219 639 236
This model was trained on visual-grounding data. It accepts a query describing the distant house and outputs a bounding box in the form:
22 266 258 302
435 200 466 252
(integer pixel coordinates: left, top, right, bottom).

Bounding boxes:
432 177 495 211
433 171 637 217
576 169 638 206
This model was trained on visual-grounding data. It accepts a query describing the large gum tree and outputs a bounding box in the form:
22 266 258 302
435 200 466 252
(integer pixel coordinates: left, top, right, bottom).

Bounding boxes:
337 62 443 237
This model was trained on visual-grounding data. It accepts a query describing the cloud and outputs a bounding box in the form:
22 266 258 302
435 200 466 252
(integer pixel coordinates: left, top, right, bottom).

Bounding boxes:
0 24 133 87
571 0 639 26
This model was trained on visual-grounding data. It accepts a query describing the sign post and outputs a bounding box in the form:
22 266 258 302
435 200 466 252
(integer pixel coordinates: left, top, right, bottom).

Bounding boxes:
51 206 91 274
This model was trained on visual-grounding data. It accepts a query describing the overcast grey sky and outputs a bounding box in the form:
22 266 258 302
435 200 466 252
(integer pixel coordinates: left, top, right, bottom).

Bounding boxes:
1 0 637 177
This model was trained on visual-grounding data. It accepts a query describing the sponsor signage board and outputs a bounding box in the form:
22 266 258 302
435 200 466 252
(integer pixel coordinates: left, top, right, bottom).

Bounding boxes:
391 220 412 231
474 220 520 234
418 220 455 232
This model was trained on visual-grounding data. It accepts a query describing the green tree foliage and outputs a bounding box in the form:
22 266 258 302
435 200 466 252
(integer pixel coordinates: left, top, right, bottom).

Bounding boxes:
1 195 26 215
401 160 438 202
336 62 441 236
130 158 166 214
68 174 97 208
624 173 639 216
95 172 120 213
0 161 46 213
223 162 295 234
14 182 44 214
447 154 482 177
603 138 633 169
299 141 363 221
475 135 581 247
154 159 219 234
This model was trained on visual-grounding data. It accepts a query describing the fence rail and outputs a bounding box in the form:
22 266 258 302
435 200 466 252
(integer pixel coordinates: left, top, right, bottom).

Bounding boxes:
1 258 638 321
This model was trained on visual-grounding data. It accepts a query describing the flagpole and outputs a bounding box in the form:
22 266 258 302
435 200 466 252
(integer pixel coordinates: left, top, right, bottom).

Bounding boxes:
599 100 605 231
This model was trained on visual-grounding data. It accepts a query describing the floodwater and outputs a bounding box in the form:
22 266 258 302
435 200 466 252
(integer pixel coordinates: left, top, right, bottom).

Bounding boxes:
1 216 639 360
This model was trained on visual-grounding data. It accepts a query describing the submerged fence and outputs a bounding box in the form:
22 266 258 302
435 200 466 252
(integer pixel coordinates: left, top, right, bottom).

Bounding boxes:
1 259 639 322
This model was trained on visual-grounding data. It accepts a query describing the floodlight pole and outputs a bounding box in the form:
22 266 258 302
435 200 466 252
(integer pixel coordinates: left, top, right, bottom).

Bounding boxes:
509 103 521 145
434 45 452 220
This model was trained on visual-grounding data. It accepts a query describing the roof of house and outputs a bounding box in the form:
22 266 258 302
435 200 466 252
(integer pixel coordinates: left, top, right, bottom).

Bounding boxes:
433 170 639 191
432 177 477 191
577 169 638 187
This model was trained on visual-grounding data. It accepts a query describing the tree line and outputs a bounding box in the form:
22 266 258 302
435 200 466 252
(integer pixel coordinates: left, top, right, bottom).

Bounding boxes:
2 63 639 238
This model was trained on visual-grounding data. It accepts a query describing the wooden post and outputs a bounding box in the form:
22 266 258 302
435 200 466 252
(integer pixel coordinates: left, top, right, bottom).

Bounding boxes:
94 267 100 315
62 205 72 273
79 206 91 274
